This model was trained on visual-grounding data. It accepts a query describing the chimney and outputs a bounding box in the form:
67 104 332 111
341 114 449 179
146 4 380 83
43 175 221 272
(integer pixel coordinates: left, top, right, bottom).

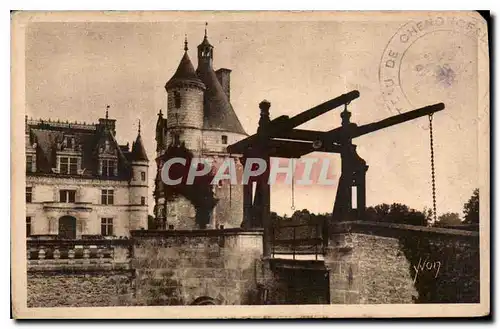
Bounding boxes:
98 118 116 136
215 68 231 101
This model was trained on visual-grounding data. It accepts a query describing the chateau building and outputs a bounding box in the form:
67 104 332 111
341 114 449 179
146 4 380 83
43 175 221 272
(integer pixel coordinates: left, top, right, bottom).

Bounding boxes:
154 30 248 230
25 111 149 239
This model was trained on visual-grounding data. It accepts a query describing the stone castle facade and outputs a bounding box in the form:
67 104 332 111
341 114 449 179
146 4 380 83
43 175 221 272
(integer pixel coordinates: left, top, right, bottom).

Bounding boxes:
153 32 247 230
25 113 149 239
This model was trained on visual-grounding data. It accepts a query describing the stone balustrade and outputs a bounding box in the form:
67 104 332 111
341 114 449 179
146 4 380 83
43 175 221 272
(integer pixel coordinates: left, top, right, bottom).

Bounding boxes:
27 238 133 272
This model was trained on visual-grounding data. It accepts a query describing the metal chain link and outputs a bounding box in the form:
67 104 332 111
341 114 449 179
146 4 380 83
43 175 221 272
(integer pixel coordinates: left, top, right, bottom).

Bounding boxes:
429 114 437 223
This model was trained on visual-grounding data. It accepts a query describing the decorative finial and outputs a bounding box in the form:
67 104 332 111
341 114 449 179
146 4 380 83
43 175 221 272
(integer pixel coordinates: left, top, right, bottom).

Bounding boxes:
184 34 188 51
341 103 352 126
259 99 271 112
205 22 208 38
138 119 141 135
258 100 271 131
106 105 110 120
159 109 163 116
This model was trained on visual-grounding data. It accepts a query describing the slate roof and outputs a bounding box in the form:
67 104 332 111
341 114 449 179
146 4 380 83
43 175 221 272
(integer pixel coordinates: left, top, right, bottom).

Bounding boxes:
196 64 246 135
165 52 205 90
130 134 149 161
164 36 247 136
26 119 143 180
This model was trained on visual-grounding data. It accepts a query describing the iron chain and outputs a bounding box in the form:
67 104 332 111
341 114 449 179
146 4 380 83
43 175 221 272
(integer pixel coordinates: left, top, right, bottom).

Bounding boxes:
429 114 437 223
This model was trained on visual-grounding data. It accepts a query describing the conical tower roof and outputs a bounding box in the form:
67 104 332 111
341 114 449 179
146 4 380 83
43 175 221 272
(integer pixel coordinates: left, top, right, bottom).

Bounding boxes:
165 39 205 90
130 123 149 162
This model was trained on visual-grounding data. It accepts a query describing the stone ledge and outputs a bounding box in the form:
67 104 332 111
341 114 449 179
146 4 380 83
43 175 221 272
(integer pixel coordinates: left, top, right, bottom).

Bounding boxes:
330 221 479 240
27 238 133 247
131 228 264 238
27 268 135 275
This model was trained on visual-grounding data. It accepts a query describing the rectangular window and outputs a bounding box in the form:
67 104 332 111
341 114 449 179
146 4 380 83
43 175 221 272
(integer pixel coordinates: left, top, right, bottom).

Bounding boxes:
26 155 33 173
101 159 116 177
26 217 32 237
101 218 113 236
141 171 146 181
60 157 78 175
60 157 69 174
221 135 228 145
351 186 358 210
101 189 114 205
60 190 76 203
26 187 32 203
69 158 78 175
141 196 146 206
174 91 181 108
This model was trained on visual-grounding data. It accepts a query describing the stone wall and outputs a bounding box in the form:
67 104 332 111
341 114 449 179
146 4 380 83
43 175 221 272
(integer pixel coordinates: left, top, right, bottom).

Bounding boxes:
25 221 480 307
202 130 246 154
131 228 264 305
326 221 480 304
27 270 135 307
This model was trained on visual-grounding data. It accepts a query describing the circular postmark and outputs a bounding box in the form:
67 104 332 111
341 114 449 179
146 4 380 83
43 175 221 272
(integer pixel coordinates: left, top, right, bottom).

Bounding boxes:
379 14 489 122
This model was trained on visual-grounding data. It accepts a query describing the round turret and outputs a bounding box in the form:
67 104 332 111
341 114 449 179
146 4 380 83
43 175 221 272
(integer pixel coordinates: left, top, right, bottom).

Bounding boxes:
165 38 206 152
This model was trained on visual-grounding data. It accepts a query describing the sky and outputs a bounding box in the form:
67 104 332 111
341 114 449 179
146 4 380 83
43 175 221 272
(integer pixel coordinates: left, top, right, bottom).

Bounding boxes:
24 13 487 218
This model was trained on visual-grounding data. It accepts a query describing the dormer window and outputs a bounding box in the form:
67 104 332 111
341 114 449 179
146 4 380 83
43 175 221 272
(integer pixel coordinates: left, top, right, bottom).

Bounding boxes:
55 136 81 175
60 157 78 175
97 138 118 177
101 159 117 177
174 91 181 108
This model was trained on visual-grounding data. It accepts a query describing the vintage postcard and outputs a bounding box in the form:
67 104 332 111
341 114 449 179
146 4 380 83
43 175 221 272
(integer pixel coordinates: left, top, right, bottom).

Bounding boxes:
11 11 490 319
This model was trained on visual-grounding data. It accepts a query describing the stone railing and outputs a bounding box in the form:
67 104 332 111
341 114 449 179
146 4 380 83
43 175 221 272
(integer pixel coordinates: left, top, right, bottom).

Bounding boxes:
27 238 133 272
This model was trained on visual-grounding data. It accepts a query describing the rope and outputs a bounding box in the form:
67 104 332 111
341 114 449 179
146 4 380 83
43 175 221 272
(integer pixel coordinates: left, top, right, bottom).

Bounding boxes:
429 114 437 223
291 158 295 211
229 153 232 211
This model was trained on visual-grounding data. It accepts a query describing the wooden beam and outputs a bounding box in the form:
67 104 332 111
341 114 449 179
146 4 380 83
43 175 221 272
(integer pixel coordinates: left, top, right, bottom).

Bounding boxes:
352 103 445 138
282 90 360 129
323 103 446 142
227 90 360 153
271 129 330 142
268 139 342 158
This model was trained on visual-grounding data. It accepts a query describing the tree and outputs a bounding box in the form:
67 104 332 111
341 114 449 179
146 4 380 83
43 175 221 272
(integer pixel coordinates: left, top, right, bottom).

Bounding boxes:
434 212 462 227
161 144 218 229
463 189 479 224
365 203 429 226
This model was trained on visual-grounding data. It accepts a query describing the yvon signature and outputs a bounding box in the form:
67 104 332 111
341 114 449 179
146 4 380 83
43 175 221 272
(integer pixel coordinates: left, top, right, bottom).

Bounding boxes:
413 258 441 283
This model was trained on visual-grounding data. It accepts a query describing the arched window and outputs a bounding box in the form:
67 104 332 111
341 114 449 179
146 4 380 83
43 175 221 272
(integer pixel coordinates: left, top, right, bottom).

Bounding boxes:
190 296 217 305
174 91 181 108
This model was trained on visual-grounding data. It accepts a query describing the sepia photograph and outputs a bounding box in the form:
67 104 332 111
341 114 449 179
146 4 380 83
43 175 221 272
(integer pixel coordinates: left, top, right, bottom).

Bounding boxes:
11 10 490 318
